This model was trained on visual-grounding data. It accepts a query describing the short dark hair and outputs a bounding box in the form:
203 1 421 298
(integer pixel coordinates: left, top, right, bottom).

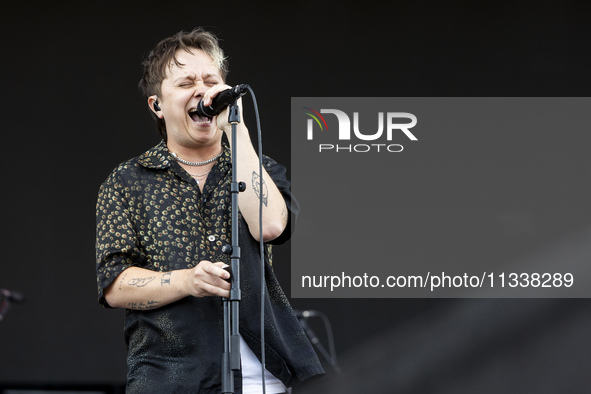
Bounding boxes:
138 28 229 140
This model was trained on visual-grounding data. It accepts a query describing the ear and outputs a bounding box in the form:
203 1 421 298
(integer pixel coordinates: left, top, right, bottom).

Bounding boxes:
148 95 163 118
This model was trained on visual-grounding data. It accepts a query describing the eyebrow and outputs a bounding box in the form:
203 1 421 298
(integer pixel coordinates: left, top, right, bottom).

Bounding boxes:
172 73 221 84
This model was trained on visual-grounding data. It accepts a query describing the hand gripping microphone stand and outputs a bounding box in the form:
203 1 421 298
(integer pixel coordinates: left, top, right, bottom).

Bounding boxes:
221 92 247 394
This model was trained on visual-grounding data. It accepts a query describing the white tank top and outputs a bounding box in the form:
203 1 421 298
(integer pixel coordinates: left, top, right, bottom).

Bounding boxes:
240 335 287 394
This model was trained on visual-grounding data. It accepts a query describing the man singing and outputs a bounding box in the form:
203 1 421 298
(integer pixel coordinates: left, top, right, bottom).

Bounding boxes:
96 28 323 393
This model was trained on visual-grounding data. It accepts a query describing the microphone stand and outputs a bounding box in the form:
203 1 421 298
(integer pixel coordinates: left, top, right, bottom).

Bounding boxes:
222 99 246 393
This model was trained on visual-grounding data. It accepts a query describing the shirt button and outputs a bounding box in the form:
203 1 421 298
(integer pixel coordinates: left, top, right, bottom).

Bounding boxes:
208 235 216 242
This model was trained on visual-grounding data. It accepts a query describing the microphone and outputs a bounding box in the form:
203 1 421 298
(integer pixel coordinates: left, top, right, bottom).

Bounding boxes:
1 288 26 303
196 84 249 117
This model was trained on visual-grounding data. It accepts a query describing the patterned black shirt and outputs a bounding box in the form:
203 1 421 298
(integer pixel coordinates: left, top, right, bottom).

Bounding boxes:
96 140 323 393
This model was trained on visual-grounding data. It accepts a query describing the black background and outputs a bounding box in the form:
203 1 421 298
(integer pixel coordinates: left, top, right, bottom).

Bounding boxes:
1 1 590 392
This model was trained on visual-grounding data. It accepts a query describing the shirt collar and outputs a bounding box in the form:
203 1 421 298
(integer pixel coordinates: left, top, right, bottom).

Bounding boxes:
137 140 172 169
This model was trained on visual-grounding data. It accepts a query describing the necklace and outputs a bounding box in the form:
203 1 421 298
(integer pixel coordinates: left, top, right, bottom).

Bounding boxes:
189 170 211 185
189 170 211 177
171 151 222 166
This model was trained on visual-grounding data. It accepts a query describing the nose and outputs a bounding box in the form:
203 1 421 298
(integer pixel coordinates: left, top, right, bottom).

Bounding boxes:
193 81 208 98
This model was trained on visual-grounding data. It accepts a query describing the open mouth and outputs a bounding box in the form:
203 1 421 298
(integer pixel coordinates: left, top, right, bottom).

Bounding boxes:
189 108 212 125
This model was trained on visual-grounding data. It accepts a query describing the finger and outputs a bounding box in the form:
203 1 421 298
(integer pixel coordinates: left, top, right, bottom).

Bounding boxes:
199 281 230 298
202 270 231 292
195 262 230 288
204 84 231 106
210 262 231 280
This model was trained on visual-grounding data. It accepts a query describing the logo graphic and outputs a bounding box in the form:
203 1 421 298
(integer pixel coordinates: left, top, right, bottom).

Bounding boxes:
303 107 329 138
303 106 418 153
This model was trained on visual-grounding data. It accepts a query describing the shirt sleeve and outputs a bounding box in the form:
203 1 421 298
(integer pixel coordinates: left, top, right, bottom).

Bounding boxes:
262 156 300 245
95 171 147 308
